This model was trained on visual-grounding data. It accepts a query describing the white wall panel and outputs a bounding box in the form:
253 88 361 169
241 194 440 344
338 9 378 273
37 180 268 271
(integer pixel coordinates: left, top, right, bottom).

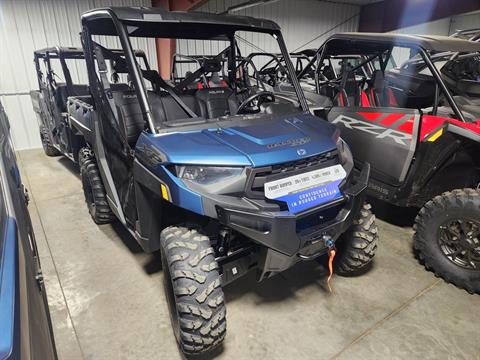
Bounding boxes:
392 18 452 36
176 0 359 71
450 11 480 35
0 0 156 150
393 10 480 37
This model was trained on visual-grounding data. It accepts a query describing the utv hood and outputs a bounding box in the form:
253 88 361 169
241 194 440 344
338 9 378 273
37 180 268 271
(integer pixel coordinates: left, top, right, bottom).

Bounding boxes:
137 113 338 168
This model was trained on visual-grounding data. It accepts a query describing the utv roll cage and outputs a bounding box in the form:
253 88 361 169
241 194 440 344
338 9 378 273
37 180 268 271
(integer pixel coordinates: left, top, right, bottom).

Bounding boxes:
80 7 309 135
299 32 480 122
237 52 289 84
34 46 150 91
171 53 228 83
451 28 480 42
256 49 316 76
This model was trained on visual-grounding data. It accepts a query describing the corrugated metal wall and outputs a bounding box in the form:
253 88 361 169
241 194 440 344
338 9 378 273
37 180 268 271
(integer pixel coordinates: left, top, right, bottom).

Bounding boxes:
176 0 360 75
1 0 360 150
0 0 156 150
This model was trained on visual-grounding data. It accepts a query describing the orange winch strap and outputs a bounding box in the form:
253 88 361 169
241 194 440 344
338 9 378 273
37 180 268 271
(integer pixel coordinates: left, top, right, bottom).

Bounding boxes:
327 249 336 293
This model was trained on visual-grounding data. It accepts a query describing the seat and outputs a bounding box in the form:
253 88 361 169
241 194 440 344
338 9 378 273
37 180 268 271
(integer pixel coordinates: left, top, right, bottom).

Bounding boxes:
111 90 147 146
207 72 228 88
322 65 335 80
55 83 89 112
111 89 208 146
156 93 207 121
195 87 238 118
333 72 359 107
367 70 398 107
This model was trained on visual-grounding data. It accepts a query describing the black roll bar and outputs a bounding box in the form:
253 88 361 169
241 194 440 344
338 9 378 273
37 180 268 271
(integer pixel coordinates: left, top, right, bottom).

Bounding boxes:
275 32 309 112
419 48 465 122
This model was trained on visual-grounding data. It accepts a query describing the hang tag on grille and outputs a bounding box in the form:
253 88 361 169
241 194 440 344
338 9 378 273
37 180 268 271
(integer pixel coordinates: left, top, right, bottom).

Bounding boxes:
264 165 346 214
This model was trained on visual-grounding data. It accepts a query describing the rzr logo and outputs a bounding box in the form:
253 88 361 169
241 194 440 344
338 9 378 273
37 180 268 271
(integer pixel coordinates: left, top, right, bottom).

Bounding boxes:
332 115 412 145
297 148 307 156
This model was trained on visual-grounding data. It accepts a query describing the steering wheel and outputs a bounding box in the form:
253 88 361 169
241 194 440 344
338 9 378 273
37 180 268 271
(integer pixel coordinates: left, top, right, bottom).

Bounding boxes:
236 91 276 114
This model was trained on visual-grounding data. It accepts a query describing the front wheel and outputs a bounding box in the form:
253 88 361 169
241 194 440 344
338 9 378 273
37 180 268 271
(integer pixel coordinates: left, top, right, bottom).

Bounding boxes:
160 226 226 355
333 203 379 276
414 189 480 294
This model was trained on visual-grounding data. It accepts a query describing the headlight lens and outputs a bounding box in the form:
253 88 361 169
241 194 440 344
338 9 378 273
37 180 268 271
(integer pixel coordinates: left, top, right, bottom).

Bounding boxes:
175 165 244 185
336 137 354 174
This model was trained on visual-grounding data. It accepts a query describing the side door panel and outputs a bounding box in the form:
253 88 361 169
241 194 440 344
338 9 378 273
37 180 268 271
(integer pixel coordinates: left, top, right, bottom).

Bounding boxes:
0 102 57 359
328 106 420 186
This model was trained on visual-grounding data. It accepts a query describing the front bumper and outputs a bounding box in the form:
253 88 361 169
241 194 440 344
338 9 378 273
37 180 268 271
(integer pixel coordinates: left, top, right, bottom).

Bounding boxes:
216 163 370 278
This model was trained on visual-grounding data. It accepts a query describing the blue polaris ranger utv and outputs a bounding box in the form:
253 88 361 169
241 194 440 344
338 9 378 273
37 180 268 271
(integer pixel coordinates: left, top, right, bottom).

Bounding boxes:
67 7 378 355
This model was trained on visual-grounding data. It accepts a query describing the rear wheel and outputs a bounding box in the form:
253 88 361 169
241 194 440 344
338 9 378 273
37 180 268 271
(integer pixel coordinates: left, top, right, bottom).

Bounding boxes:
160 226 226 355
414 189 480 294
334 203 378 276
39 126 60 157
79 148 114 224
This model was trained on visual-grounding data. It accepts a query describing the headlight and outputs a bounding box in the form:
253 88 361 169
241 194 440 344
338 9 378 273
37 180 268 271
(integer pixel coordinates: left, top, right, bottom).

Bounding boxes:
336 137 354 174
175 165 244 185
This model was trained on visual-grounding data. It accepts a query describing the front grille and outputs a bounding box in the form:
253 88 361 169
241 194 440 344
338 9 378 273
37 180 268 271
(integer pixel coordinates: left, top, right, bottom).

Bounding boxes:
245 151 338 201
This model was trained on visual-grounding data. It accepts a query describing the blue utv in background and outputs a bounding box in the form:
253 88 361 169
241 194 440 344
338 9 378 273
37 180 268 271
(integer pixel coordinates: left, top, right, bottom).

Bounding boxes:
0 102 57 359
67 7 379 356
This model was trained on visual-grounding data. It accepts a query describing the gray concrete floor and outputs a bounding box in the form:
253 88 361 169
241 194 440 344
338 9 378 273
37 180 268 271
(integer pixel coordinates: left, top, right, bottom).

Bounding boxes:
17 148 480 360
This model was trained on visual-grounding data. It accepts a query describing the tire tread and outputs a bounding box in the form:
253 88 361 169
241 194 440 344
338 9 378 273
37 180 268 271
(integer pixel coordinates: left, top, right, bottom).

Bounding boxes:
414 188 480 294
161 226 226 355
334 203 379 276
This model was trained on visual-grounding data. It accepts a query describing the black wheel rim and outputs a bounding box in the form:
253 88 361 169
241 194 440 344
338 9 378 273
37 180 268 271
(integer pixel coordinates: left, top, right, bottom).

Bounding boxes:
438 218 480 270
161 253 181 341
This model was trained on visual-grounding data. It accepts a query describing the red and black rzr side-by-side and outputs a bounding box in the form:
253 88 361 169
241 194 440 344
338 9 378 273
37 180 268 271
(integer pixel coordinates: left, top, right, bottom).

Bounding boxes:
288 32 480 294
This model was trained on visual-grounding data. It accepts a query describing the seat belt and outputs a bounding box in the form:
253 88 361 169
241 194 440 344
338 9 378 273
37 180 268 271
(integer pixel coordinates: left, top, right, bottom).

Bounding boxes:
93 45 133 157
142 70 198 118
339 71 350 107
174 67 205 92
94 45 119 121
92 41 198 120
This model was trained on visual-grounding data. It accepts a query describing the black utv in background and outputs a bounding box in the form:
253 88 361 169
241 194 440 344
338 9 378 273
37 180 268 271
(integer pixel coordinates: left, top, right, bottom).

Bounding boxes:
30 47 150 164
0 102 57 359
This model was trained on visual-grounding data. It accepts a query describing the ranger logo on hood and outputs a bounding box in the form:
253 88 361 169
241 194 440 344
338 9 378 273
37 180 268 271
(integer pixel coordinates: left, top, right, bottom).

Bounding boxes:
267 137 311 149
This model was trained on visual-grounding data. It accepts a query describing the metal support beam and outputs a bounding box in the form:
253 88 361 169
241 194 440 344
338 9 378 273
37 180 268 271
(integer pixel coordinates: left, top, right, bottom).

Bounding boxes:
359 0 480 33
152 0 208 79
217 0 278 15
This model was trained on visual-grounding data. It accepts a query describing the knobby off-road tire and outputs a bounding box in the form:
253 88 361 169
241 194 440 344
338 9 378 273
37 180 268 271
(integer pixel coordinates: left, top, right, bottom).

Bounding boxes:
40 126 60 157
414 189 480 294
160 227 226 355
334 203 379 276
79 148 114 224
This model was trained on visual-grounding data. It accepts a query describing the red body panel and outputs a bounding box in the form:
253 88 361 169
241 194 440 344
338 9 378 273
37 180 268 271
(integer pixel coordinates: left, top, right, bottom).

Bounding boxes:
355 111 480 141
421 115 480 141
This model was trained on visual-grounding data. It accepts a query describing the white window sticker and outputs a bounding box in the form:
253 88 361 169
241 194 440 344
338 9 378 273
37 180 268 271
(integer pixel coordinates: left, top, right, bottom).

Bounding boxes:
264 164 346 200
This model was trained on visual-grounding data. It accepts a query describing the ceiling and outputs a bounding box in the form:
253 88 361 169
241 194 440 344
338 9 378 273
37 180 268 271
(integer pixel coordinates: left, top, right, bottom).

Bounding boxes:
318 0 384 5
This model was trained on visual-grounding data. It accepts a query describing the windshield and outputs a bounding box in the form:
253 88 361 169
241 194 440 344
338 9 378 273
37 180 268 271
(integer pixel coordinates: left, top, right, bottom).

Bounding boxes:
89 24 306 129
171 30 303 104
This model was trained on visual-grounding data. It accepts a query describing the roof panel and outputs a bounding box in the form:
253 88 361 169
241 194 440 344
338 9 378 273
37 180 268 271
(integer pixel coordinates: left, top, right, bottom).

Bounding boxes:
326 32 480 53
81 6 280 38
